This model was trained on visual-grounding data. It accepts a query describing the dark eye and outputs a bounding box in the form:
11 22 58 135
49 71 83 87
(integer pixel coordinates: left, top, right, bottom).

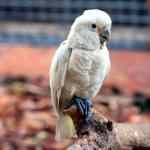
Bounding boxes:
91 24 96 28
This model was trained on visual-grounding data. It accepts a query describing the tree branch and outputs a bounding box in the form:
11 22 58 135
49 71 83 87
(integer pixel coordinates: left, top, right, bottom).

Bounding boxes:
64 106 150 150
114 123 150 149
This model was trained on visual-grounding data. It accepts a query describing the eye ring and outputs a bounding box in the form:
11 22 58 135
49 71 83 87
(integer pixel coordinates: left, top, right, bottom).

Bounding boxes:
91 24 97 32
91 24 96 29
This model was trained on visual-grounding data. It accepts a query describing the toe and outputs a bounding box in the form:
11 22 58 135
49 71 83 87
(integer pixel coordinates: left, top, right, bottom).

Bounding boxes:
75 98 84 115
83 100 92 120
84 104 89 117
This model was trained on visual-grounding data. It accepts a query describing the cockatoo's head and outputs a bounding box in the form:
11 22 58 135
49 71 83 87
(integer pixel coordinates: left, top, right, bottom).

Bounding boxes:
67 9 112 50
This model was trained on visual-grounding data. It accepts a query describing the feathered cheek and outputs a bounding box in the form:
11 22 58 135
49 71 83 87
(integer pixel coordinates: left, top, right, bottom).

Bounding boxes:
92 34 99 44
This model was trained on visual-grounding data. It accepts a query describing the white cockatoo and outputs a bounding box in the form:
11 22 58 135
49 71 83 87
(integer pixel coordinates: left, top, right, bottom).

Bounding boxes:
50 9 112 141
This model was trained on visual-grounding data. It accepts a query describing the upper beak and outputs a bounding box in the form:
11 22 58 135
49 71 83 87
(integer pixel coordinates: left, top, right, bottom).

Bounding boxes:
99 27 111 44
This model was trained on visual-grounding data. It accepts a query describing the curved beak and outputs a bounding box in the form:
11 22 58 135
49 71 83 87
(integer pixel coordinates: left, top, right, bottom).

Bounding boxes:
99 27 111 44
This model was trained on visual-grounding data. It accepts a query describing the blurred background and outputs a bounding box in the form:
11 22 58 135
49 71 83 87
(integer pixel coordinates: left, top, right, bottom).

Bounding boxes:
0 0 150 149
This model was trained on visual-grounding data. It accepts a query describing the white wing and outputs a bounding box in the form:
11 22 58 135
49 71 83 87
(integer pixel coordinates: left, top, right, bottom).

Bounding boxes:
103 47 110 81
50 41 72 114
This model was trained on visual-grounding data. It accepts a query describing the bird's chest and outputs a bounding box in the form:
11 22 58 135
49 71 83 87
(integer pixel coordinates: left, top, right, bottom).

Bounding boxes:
67 49 102 87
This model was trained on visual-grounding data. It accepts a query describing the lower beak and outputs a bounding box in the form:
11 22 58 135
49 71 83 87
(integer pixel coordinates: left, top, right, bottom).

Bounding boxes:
99 27 111 44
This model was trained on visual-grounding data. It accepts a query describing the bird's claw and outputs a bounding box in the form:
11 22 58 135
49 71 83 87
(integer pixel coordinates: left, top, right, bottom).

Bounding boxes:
65 95 93 121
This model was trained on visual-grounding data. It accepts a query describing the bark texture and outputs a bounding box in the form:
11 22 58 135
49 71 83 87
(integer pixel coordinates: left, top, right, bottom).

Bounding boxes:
64 106 150 150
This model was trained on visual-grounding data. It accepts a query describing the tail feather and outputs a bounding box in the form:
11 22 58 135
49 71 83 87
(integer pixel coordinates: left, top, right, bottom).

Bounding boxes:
56 114 76 141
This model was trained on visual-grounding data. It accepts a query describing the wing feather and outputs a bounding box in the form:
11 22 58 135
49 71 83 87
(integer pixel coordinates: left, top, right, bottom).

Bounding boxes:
103 47 110 81
50 41 72 114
